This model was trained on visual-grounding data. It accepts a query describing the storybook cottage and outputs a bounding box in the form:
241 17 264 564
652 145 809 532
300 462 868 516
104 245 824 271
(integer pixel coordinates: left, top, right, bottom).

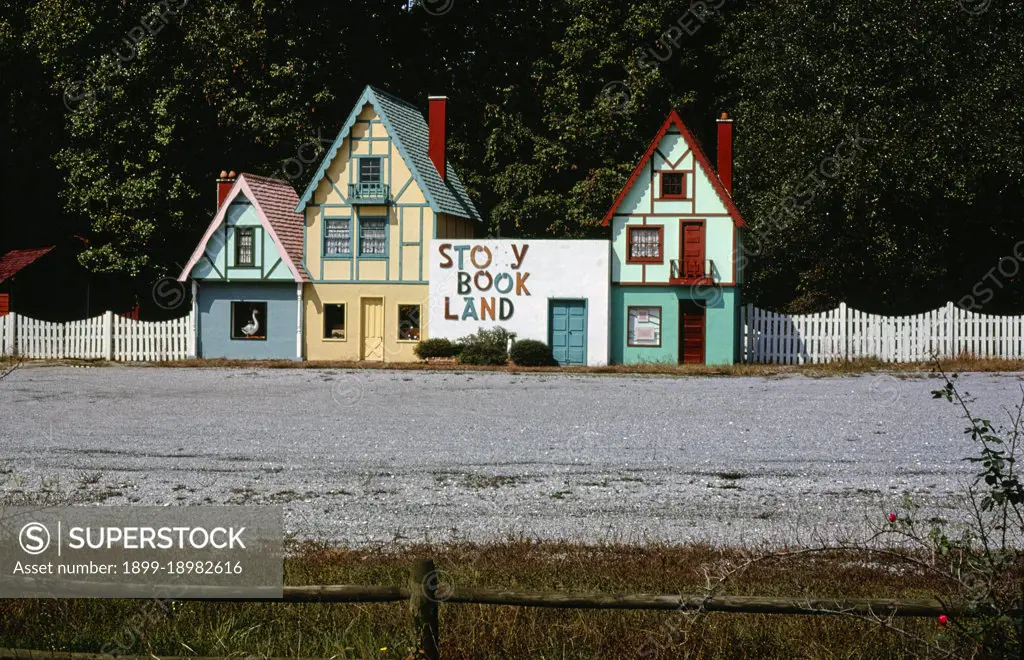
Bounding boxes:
178 172 308 360
602 111 746 365
295 85 483 362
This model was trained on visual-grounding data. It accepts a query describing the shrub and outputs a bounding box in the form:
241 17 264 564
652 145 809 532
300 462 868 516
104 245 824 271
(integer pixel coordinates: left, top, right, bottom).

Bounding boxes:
456 344 508 365
414 338 459 359
458 326 516 352
509 339 556 366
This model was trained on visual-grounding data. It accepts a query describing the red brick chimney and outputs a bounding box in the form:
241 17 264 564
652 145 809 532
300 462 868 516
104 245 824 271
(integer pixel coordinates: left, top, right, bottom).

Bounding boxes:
217 170 237 210
716 113 733 195
428 96 447 181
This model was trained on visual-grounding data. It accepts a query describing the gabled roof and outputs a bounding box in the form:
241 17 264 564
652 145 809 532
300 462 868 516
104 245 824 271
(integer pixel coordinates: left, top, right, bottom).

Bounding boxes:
294 85 482 222
601 109 747 228
178 173 311 282
0 246 55 284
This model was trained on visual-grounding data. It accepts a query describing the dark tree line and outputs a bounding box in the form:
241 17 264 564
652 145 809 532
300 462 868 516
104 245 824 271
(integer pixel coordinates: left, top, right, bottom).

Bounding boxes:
2 0 1021 318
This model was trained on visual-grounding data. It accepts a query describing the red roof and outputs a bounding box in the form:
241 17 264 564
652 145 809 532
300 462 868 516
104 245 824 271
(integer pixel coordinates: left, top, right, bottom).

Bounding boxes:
0 246 55 284
601 109 747 228
241 173 311 282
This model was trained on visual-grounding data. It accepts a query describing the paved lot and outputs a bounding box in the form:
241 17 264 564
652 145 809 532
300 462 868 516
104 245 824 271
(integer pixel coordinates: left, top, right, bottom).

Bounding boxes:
2 365 1020 546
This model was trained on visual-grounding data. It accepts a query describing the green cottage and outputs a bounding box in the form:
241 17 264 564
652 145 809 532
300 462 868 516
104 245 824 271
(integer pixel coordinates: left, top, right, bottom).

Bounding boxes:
602 110 746 365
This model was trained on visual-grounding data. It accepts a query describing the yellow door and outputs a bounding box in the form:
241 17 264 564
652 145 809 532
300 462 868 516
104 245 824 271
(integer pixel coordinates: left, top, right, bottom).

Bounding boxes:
361 298 384 361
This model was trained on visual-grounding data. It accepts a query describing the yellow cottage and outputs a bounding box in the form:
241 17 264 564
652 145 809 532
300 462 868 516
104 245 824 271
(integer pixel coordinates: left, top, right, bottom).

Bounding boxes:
295 86 482 361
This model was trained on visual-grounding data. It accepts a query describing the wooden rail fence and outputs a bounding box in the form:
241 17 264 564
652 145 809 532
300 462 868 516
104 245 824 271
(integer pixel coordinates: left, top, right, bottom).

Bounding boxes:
2 558 1005 660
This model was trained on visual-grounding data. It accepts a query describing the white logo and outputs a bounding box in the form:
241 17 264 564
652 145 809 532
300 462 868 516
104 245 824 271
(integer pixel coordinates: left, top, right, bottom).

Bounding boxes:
19 522 51 555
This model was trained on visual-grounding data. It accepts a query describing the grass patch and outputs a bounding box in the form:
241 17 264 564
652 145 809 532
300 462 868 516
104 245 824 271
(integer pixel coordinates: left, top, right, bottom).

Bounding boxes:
0 540 997 659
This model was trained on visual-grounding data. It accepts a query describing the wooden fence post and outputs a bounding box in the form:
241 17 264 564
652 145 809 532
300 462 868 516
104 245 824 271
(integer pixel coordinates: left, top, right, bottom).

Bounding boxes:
946 301 956 359
839 302 848 361
104 310 114 361
409 558 440 660
1 313 11 356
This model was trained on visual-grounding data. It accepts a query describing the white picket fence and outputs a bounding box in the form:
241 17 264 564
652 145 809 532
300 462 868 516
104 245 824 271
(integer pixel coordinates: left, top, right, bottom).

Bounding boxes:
0 311 194 361
742 301 1024 364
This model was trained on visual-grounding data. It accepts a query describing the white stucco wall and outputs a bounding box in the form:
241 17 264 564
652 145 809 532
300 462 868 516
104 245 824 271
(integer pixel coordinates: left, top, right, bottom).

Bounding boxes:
428 240 610 365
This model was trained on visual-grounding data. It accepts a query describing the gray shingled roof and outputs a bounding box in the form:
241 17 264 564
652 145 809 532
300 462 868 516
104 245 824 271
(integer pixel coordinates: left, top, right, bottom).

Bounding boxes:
369 87 482 222
295 85 482 222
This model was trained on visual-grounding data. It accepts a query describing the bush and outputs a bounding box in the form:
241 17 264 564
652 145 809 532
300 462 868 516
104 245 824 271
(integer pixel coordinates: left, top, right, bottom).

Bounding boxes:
458 326 516 352
456 344 509 365
414 338 459 359
509 339 556 366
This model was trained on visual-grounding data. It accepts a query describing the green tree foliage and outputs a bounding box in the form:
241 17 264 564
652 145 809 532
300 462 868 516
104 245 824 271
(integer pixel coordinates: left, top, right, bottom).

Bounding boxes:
4 0 1023 314
719 0 1024 313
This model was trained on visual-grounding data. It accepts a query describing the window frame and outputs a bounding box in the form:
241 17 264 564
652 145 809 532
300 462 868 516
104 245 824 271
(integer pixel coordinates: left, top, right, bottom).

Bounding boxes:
234 226 256 267
230 300 267 341
358 156 383 184
627 305 662 348
659 171 688 200
397 304 421 342
323 217 352 258
322 303 347 341
626 225 664 264
358 216 388 259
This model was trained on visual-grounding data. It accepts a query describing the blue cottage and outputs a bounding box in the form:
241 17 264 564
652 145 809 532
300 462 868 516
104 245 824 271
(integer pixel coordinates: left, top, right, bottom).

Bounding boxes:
179 172 310 360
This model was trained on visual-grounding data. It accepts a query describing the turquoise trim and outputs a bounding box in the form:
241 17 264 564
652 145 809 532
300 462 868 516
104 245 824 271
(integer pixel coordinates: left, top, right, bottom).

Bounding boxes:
419 208 424 281
324 173 348 203
265 258 284 279
398 207 404 280
393 176 414 200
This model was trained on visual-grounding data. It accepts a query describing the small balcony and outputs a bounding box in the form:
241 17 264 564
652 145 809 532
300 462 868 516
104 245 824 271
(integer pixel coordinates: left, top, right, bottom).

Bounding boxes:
348 182 391 205
670 258 715 284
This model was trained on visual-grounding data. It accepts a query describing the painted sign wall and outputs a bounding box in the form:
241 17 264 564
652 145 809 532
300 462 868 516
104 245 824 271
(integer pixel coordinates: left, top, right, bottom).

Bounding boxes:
428 240 610 365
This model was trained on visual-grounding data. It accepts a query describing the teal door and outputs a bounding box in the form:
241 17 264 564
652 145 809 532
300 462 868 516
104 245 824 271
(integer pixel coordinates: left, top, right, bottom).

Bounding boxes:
549 299 587 365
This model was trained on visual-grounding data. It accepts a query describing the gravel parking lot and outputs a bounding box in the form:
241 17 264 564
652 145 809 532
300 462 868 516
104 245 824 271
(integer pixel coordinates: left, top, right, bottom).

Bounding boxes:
2 365 1021 546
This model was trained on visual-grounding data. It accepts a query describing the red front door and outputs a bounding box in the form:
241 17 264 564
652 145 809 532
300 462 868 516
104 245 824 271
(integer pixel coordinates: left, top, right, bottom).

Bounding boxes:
679 300 705 364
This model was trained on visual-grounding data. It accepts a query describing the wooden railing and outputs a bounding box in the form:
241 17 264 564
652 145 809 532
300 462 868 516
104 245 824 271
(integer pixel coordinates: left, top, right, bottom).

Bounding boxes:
348 182 390 203
670 258 713 281
2 557 999 660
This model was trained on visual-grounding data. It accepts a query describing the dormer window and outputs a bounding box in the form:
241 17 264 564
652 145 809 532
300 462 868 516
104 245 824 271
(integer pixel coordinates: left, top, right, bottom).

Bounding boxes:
235 227 255 266
660 172 686 199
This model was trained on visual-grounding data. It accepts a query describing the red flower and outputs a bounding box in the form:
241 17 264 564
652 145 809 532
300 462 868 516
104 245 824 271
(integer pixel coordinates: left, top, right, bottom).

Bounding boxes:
938 614 948 627
888 513 897 523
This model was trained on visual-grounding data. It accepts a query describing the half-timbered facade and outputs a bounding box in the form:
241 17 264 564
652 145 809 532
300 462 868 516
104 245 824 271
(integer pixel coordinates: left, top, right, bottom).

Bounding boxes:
602 111 746 365
296 86 482 362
